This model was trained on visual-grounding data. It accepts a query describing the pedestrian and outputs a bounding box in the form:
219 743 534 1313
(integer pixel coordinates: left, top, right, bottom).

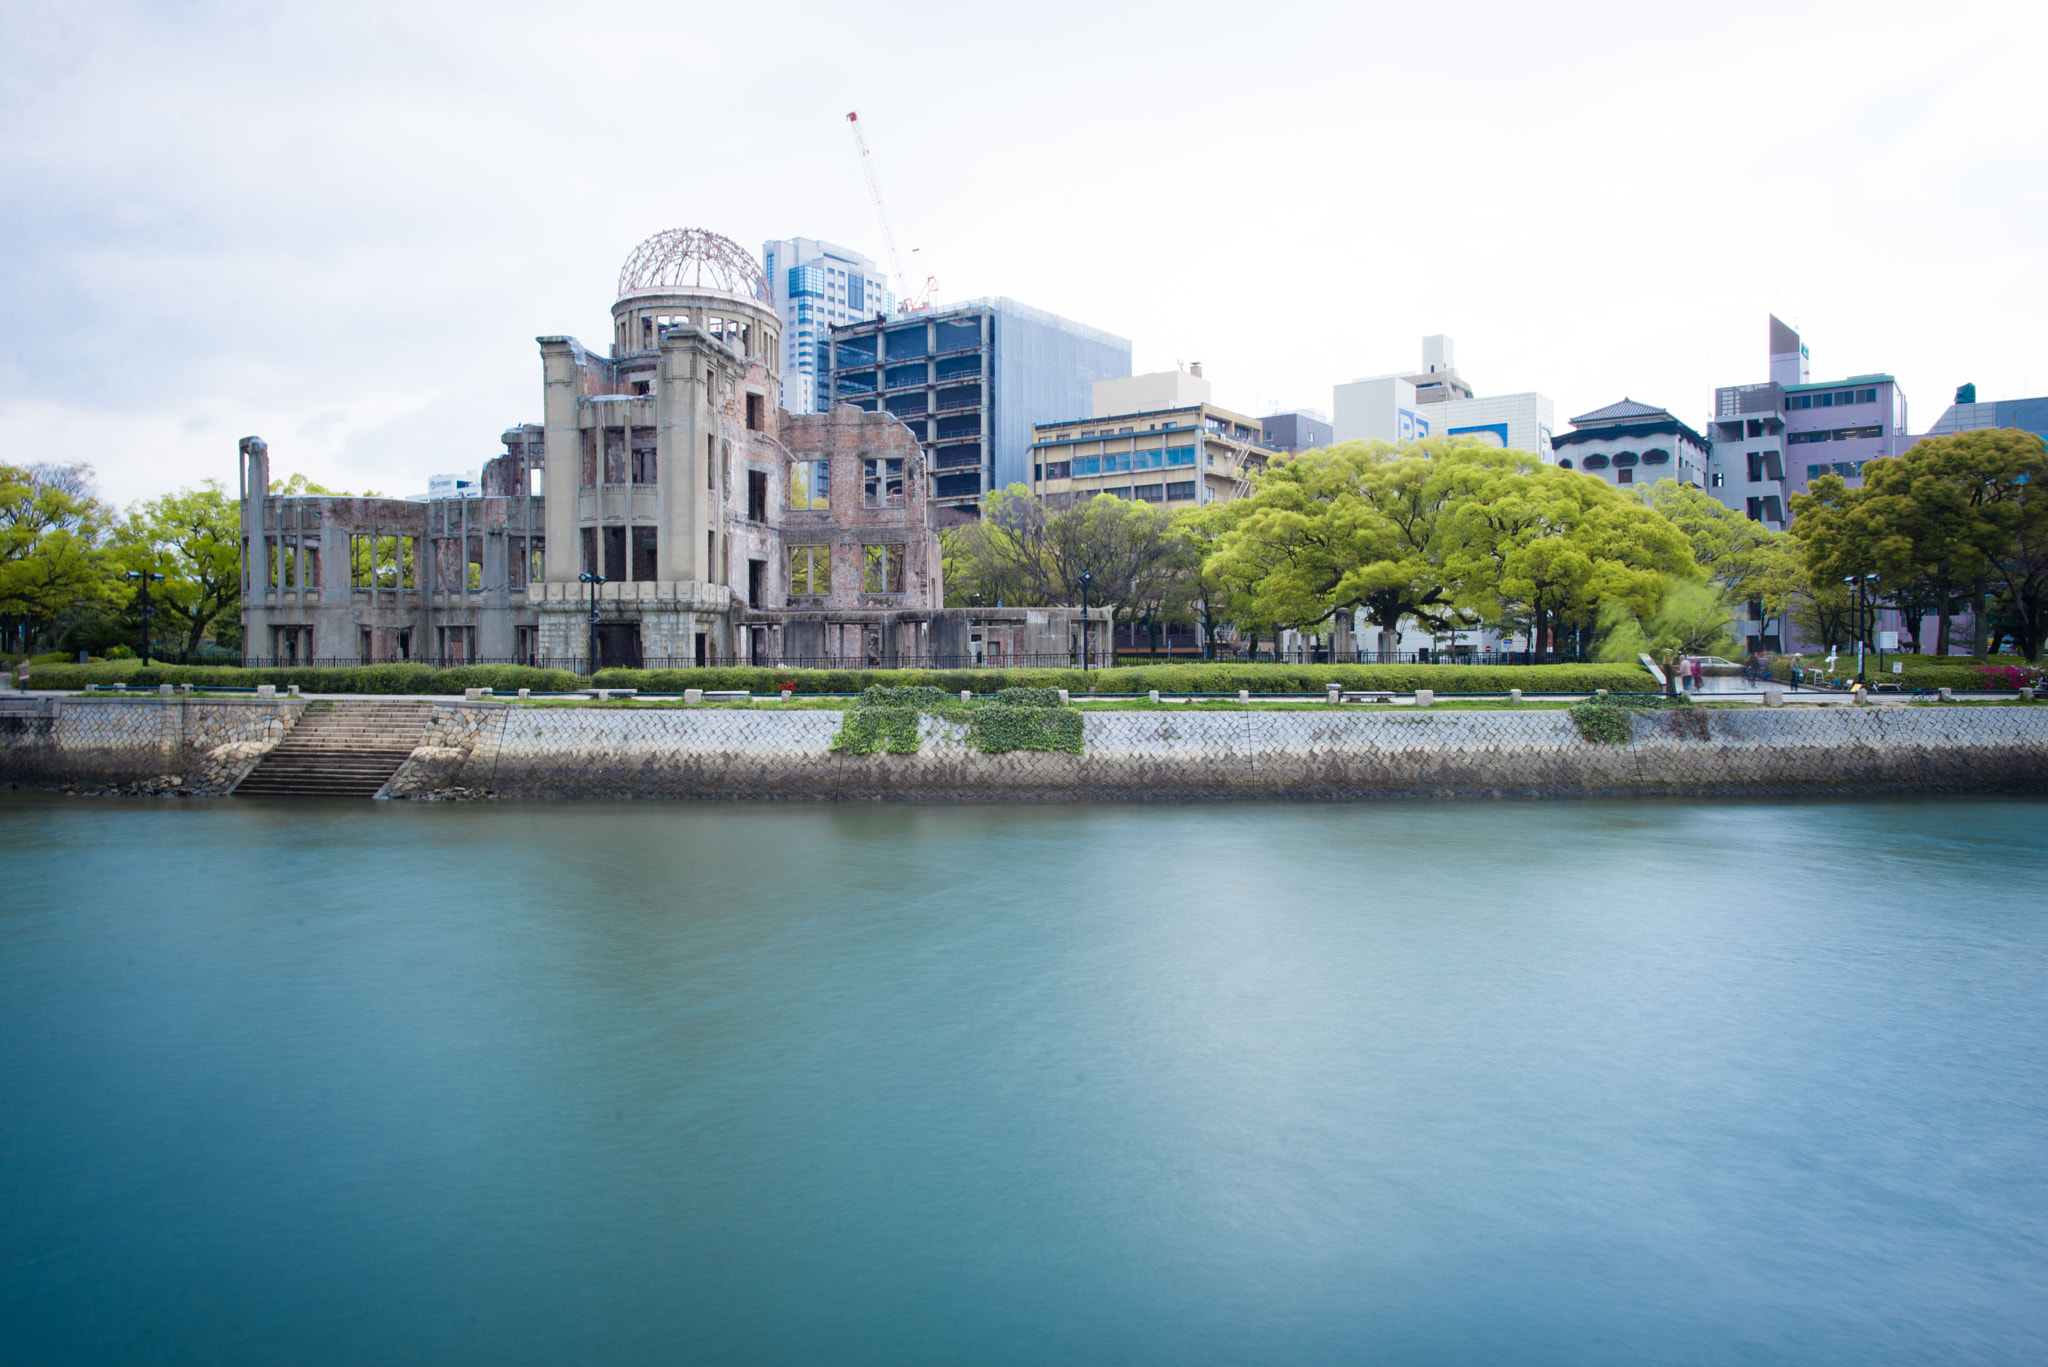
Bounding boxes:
1689 657 1703 692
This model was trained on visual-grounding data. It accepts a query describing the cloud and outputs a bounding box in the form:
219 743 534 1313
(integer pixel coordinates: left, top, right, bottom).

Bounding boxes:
1 0 2043 505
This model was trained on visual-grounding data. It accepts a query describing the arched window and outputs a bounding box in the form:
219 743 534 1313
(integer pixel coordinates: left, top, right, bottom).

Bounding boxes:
1583 453 1610 470
1557 457 1574 469
1642 448 1671 465
1612 451 1640 467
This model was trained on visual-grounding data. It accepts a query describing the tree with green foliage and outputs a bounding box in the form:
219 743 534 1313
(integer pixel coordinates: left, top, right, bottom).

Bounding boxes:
945 485 1199 636
109 480 242 658
1792 428 2048 659
1204 438 1479 651
1635 478 1804 651
0 463 114 655
1595 579 1736 694
1438 450 1693 657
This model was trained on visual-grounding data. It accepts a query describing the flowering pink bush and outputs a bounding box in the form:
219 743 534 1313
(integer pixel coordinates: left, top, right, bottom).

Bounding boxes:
1974 664 2044 689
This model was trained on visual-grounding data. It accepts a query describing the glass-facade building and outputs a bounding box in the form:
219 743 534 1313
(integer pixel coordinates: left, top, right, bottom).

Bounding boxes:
761 238 894 415
827 298 1130 515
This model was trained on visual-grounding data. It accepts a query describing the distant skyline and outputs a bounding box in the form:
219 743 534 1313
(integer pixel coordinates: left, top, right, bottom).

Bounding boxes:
3 0 2043 506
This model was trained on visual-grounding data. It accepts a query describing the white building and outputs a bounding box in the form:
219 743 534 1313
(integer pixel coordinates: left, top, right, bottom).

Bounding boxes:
1551 399 1709 490
761 238 895 414
1332 335 1555 459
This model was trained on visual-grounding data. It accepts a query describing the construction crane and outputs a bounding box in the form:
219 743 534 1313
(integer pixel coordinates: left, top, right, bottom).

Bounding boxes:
845 111 938 312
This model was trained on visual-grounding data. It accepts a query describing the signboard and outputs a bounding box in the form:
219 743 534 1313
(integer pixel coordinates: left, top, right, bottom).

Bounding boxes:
1876 631 1899 650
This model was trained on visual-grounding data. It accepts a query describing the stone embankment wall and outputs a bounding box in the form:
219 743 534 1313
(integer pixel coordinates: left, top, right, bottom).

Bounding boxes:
8 698 2045 801
393 703 2048 801
0 697 304 792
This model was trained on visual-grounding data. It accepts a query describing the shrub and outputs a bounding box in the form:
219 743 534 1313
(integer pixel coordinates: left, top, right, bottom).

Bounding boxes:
1569 699 1633 744
830 707 922 755
970 704 1083 754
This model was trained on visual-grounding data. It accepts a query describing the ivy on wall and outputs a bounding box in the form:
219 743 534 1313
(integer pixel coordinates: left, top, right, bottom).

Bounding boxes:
830 686 1084 757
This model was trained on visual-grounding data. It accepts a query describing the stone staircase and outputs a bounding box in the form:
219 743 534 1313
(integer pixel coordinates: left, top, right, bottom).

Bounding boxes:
232 700 433 798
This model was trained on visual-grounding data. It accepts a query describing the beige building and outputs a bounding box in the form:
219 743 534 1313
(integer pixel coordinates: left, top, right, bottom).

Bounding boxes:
1027 365 1280 509
239 228 1108 670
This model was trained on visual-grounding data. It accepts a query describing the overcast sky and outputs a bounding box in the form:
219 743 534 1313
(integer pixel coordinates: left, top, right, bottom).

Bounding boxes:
3 0 2043 507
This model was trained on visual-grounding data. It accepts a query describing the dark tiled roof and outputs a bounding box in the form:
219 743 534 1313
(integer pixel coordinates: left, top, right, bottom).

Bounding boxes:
1569 398 1671 427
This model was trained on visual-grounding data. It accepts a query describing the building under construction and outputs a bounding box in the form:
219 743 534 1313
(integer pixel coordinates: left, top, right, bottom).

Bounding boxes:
237 229 1110 670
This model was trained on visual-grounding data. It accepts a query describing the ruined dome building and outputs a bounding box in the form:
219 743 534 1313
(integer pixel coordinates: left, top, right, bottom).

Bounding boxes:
238 229 1105 670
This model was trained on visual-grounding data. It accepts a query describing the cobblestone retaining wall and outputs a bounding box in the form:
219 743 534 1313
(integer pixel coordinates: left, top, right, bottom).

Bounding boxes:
424 704 2048 801
0 697 303 792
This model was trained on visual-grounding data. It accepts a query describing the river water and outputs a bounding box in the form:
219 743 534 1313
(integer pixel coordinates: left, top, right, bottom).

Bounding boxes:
3 793 2045 1365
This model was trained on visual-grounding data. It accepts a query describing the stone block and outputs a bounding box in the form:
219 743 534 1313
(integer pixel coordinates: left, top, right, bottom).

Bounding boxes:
684 688 703 704
1239 690 1251 705
1150 689 1162 704
960 690 972 705
1939 687 1953 701
518 688 531 699
464 687 490 700
1763 686 1785 707
1057 690 1070 706
158 684 173 696
1853 686 1870 706
257 684 275 698
1510 689 1522 704
1326 684 1341 705
287 685 300 696
1415 689 1434 708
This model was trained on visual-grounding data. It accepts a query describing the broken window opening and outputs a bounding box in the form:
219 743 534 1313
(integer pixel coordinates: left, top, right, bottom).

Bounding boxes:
581 527 598 577
863 458 905 508
863 543 905 594
707 434 717 490
603 427 628 485
747 469 768 522
746 393 764 430
631 427 658 484
789 544 831 596
581 428 599 488
632 526 658 582
789 460 830 510
603 526 627 582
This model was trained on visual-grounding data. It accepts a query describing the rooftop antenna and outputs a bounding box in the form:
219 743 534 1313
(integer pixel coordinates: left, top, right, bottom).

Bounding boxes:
846 111 937 312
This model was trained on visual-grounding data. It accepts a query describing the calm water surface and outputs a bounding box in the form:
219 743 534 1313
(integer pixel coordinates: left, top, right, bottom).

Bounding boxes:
3 793 2045 1365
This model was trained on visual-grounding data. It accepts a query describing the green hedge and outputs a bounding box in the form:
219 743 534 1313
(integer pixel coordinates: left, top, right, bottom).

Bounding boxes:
1084 662 1656 694
593 666 1094 694
592 662 1654 695
1769 656 2042 691
29 657 1656 697
24 661 583 694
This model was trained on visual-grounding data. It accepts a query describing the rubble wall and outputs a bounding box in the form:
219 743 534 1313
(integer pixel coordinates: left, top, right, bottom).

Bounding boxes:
427 704 2048 801
0 698 304 793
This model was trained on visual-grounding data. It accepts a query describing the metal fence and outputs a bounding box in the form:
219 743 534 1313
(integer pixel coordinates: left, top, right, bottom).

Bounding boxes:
228 651 1597 672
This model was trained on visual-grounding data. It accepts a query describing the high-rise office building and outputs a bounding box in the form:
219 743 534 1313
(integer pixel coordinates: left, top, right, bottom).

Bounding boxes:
761 238 895 414
827 298 1131 517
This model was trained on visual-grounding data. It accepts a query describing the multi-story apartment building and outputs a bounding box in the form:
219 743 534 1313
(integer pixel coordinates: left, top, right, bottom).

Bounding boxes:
761 239 894 414
1026 367 1279 510
1704 316 1909 531
1552 399 1709 490
1332 335 1555 459
826 298 1130 518
1259 409 1333 454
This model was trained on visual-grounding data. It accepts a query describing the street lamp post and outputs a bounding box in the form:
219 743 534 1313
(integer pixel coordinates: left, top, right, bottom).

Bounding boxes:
1079 571 1093 672
125 570 164 665
579 571 605 675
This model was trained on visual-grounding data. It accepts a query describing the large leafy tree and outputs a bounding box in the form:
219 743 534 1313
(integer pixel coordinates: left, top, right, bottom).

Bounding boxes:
1438 451 1692 657
0 463 114 654
1793 428 2048 659
110 480 242 658
1201 438 1477 648
945 485 1199 633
